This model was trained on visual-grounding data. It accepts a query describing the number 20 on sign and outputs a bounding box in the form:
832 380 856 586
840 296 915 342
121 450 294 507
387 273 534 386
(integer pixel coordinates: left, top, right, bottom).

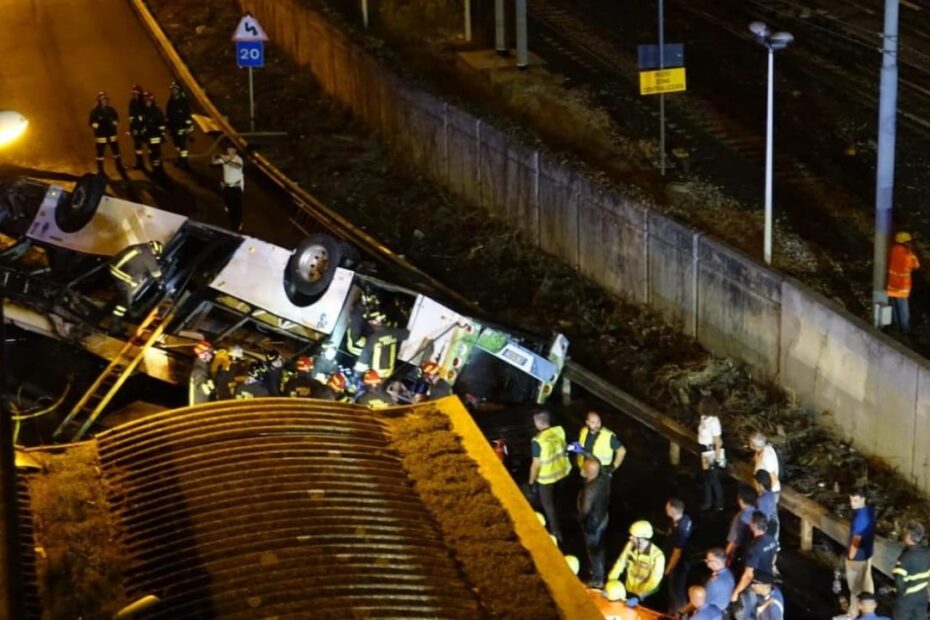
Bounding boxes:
236 41 264 68
639 67 687 95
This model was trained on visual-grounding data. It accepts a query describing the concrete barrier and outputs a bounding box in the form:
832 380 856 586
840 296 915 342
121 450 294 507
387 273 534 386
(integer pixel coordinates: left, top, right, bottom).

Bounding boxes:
240 0 930 497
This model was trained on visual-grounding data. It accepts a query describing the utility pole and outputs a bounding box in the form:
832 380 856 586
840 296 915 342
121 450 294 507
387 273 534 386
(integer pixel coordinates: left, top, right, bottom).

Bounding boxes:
872 0 900 327
495 0 506 55
658 0 666 175
516 0 528 69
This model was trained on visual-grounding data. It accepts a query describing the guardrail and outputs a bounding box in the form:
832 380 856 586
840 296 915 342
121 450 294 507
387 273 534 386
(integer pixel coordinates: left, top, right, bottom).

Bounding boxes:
130 0 902 583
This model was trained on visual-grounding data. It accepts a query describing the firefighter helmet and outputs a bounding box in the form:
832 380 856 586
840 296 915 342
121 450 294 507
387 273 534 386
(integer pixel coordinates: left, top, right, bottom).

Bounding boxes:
131 84 143 96
149 240 164 256
604 580 626 601
193 340 213 356
421 360 440 377
169 80 181 92
228 345 244 360
327 372 347 392
564 555 579 576
144 91 156 104
266 349 281 362
248 361 266 379
629 520 653 540
535 511 546 527
97 91 109 104
362 370 381 386
896 231 913 244
295 356 313 372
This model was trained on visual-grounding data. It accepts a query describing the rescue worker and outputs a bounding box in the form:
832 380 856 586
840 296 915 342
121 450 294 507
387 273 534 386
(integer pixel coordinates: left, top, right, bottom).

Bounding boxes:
89 92 123 174
607 520 665 602
577 457 610 588
211 348 236 400
725 484 758 566
751 572 784 620
573 410 626 475
855 592 890 620
892 521 930 620
189 340 215 406
355 311 409 381
887 231 920 333
346 291 380 356
730 512 778 620
312 342 340 384
108 240 165 323
283 356 324 398
217 345 248 398
703 548 735 613
264 349 284 396
142 92 167 177
325 372 350 402
664 497 693 614
683 585 724 620
128 85 147 170
527 410 571 544
212 144 245 231
235 362 270 399
166 81 193 170
355 370 393 409
412 360 453 402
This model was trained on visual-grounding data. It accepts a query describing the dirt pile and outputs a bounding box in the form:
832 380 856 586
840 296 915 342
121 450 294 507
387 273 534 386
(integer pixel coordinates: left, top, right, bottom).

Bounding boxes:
388 408 558 619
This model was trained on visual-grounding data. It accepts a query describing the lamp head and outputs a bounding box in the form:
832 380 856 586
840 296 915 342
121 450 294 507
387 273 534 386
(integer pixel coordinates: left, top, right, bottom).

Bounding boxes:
770 31 795 50
749 21 770 39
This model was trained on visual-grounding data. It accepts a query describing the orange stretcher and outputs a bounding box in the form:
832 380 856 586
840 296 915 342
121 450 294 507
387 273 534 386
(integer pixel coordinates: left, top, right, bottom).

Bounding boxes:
585 589 672 619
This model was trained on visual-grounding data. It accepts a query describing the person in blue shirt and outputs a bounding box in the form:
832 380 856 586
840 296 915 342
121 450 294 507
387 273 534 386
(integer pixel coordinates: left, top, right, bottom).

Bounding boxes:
855 591 890 619
664 497 693 614
751 571 784 620
846 486 876 618
685 585 724 620
755 469 779 540
725 484 757 565
704 547 735 613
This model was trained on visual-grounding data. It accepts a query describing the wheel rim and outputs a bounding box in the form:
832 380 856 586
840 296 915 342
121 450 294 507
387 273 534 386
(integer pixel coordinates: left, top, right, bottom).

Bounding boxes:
297 243 329 283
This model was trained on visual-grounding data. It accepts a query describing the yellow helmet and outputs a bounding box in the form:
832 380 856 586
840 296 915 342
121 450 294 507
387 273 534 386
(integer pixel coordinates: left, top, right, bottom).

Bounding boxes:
564 555 579 575
605 580 626 601
534 512 546 527
629 520 653 539
896 232 913 244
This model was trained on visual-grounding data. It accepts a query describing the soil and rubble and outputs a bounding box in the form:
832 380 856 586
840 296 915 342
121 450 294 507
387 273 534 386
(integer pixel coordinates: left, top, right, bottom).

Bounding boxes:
387 407 559 619
148 0 930 540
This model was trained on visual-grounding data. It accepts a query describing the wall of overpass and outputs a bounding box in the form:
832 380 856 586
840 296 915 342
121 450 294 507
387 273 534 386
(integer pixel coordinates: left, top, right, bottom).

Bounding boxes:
240 0 930 496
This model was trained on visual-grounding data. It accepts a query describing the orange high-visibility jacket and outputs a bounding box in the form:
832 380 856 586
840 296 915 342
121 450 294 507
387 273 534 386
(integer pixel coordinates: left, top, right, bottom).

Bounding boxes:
888 244 920 298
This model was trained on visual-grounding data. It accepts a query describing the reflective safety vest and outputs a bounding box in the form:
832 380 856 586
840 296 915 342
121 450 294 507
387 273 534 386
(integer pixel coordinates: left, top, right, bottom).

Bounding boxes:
608 541 665 598
576 427 616 469
109 244 162 294
534 426 570 485
888 243 920 298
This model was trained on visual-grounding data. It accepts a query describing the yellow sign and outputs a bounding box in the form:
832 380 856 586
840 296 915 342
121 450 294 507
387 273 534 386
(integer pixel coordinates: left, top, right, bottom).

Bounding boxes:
639 68 687 95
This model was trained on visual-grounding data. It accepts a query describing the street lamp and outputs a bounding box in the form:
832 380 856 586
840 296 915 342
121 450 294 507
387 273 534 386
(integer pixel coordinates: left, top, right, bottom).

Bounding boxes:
0 110 28 148
749 22 793 265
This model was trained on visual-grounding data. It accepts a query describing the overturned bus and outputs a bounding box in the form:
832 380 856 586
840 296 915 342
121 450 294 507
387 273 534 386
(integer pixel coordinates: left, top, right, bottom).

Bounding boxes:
0 174 568 435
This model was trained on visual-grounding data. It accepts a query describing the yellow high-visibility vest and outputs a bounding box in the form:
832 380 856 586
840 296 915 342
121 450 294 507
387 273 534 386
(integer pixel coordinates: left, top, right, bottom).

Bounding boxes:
535 426 570 485
577 427 616 469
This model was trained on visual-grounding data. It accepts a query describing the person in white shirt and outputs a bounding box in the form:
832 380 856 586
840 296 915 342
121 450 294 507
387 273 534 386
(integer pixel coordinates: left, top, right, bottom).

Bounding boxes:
212 144 245 231
697 396 725 512
750 432 781 544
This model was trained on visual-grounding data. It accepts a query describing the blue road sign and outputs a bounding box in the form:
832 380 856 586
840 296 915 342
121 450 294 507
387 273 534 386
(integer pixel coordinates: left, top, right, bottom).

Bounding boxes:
637 43 684 70
236 41 264 68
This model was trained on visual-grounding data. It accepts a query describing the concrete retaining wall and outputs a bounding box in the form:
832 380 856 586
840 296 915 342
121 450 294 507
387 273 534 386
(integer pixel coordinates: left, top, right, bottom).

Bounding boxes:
241 0 930 495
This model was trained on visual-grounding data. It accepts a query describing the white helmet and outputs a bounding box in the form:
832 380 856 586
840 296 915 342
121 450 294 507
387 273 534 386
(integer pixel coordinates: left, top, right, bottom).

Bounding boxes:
604 580 626 601
229 345 244 360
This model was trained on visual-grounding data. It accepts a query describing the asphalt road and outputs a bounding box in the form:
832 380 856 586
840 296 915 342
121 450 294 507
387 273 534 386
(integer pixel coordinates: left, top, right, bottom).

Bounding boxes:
0 0 302 249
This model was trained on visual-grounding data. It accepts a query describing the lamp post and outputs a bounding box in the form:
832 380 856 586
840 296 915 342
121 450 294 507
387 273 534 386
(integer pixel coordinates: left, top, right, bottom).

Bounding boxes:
749 22 793 266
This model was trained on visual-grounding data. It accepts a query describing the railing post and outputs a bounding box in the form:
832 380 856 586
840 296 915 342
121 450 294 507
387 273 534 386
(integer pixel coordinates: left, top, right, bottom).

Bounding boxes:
669 441 680 466
800 518 813 551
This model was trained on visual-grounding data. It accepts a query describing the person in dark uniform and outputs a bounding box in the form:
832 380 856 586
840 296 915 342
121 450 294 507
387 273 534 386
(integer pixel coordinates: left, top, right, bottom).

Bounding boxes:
89 92 123 174
189 340 215 406
664 497 694 615
128 85 147 170
323 372 349 402
107 240 164 323
142 92 167 178
264 349 284 396
577 457 610 588
893 522 930 620
166 81 193 170
235 362 270 399
413 360 453 402
284 356 325 398
731 512 778 620
355 370 393 409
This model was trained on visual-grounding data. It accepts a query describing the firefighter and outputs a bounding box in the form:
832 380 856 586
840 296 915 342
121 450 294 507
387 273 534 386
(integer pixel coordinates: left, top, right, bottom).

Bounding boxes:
284 356 324 398
355 310 409 381
89 92 123 174
142 92 167 177
107 240 165 323
319 372 350 402
887 232 920 333
528 410 571 544
235 362 270 399
312 341 340 383
355 370 393 409
607 520 666 602
573 410 626 475
166 81 193 170
264 349 284 396
189 340 215 406
893 521 930 620
412 360 453 402
128 85 147 170
211 348 234 400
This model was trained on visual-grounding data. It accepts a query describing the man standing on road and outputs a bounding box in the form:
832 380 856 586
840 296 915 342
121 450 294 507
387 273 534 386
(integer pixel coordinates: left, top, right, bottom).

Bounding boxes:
142 92 167 179
128 85 147 170
892 521 930 620
697 396 725 512
663 497 693 614
528 410 571 544
703 547 735 613
212 144 245 232
89 92 123 175
887 231 920 333
577 457 610 588
842 486 876 619
750 432 781 539
725 484 757 566
166 81 194 171
731 512 778 619
573 411 626 477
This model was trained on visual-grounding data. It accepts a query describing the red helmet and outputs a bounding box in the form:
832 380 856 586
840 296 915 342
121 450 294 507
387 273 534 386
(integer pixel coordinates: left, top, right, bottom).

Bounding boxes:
362 370 382 386
295 356 313 372
421 361 440 377
193 340 213 356
327 372 347 392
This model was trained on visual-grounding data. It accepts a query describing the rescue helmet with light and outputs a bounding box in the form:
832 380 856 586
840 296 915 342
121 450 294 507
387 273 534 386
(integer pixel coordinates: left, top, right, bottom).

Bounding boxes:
604 580 626 601
295 356 313 372
248 361 266 379
564 555 580 575
629 520 654 540
535 511 546 527
328 372 347 392
193 340 213 356
149 240 164 255
421 360 440 377
362 370 382 386
896 232 913 244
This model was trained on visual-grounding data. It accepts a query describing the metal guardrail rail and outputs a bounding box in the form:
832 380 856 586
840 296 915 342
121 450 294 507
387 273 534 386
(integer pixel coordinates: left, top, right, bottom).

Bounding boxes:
95 399 486 619
14 475 40 620
130 0 902 583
